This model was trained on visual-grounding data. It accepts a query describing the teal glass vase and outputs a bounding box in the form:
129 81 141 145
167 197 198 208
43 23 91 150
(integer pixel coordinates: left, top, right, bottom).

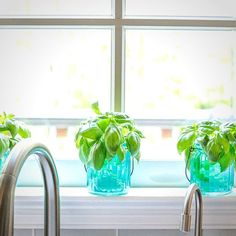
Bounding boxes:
86 151 131 196
0 151 9 174
190 144 234 196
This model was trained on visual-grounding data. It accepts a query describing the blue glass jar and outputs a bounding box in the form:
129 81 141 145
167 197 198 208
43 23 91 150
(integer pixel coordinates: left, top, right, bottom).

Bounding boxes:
0 151 9 174
190 145 234 196
87 151 131 196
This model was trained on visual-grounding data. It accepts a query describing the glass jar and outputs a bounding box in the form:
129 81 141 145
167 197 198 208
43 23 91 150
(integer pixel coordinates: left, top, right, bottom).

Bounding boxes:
0 151 9 174
86 151 131 196
190 144 234 196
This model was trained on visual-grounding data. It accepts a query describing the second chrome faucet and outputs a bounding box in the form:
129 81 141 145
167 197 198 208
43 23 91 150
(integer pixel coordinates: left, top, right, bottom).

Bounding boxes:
180 183 203 236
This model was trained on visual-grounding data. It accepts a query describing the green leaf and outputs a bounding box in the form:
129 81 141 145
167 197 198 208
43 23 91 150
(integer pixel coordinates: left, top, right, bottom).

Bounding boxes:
89 141 105 170
104 124 121 156
0 134 10 157
121 127 130 137
9 138 20 149
117 145 126 162
180 124 198 134
91 102 102 115
222 131 236 142
134 129 145 138
0 113 14 124
177 131 196 155
0 124 7 132
17 121 31 138
108 112 133 128
87 139 96 148
218 152 234 172
80 123 103 140
112 112 129 120
198 126 215 135
114 118 133 126
184 147 192 170
206 139 222 162
75 134 82 149
197 135 209 150
198 120 220 129
5 119 19 138
216 133 230 153
134 151 141 162
97 118 110 132
120 123 133 131
222 122 236 132
79 138 90 164
105 151 113 161
126 132 140 157
231 142 236 152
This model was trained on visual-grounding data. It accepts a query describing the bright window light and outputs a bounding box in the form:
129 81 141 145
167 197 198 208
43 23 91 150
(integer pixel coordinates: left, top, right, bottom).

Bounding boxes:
0 28 112 118
0 0 113 18
125 29 236 120
124 0 236 19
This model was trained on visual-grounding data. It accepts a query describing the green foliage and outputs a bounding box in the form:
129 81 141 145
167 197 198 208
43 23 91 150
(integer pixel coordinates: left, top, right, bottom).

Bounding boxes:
126 132 140 158
0 112 31 157
91 101 102 115
75 102 144 170
177 120 236 172
88 140 106 170
104 124 122 156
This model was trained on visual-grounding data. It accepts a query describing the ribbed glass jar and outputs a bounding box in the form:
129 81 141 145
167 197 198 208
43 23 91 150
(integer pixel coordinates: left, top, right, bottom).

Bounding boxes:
87 151 131 196
0 151 9 174
190 144 234 196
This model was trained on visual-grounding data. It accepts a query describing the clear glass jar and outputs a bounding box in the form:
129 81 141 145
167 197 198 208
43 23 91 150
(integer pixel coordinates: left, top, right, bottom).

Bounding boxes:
0 151 9 174
190 144 234 196
86 151 131 196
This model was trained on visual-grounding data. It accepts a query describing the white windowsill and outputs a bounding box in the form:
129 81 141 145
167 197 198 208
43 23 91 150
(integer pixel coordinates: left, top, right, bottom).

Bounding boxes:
15 187 236 230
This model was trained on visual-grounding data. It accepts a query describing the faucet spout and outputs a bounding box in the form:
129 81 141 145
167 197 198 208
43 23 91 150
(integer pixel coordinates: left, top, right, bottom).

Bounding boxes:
0 139 60 236
180 183 203 236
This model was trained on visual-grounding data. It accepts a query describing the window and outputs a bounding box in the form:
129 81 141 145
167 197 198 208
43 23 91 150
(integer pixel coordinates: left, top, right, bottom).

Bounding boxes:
0 0 235 187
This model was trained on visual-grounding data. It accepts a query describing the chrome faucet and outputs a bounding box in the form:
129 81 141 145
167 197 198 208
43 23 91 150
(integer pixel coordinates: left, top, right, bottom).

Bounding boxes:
0 139 60 236
180 183 203 236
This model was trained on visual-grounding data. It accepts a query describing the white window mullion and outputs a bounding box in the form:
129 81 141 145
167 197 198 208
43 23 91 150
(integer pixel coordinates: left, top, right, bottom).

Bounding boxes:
114 0 123 112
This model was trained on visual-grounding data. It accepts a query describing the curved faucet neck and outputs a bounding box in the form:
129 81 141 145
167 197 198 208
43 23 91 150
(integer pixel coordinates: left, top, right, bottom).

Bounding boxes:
0 139 60 236
180 183 203 236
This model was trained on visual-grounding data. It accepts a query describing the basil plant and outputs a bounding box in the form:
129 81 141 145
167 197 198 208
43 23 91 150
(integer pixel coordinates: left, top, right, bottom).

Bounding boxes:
0 112 31 157
177 120 236 172
75 103 144 170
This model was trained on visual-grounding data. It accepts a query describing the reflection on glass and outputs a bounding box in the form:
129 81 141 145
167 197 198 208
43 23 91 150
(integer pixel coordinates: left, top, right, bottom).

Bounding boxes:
125 29 236 119
0 28 112 118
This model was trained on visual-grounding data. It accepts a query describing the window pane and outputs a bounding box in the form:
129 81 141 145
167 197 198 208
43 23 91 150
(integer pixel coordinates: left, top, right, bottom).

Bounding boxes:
124 0 236 19
0 27 112 118
0 0 113 18
27 124 79 160
137 125 181 161
125 28 236 120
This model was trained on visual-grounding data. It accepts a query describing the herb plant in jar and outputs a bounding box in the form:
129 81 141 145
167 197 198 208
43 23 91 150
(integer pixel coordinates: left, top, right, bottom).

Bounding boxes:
75 103 144 196
0 112 31 172
177 120 236 196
